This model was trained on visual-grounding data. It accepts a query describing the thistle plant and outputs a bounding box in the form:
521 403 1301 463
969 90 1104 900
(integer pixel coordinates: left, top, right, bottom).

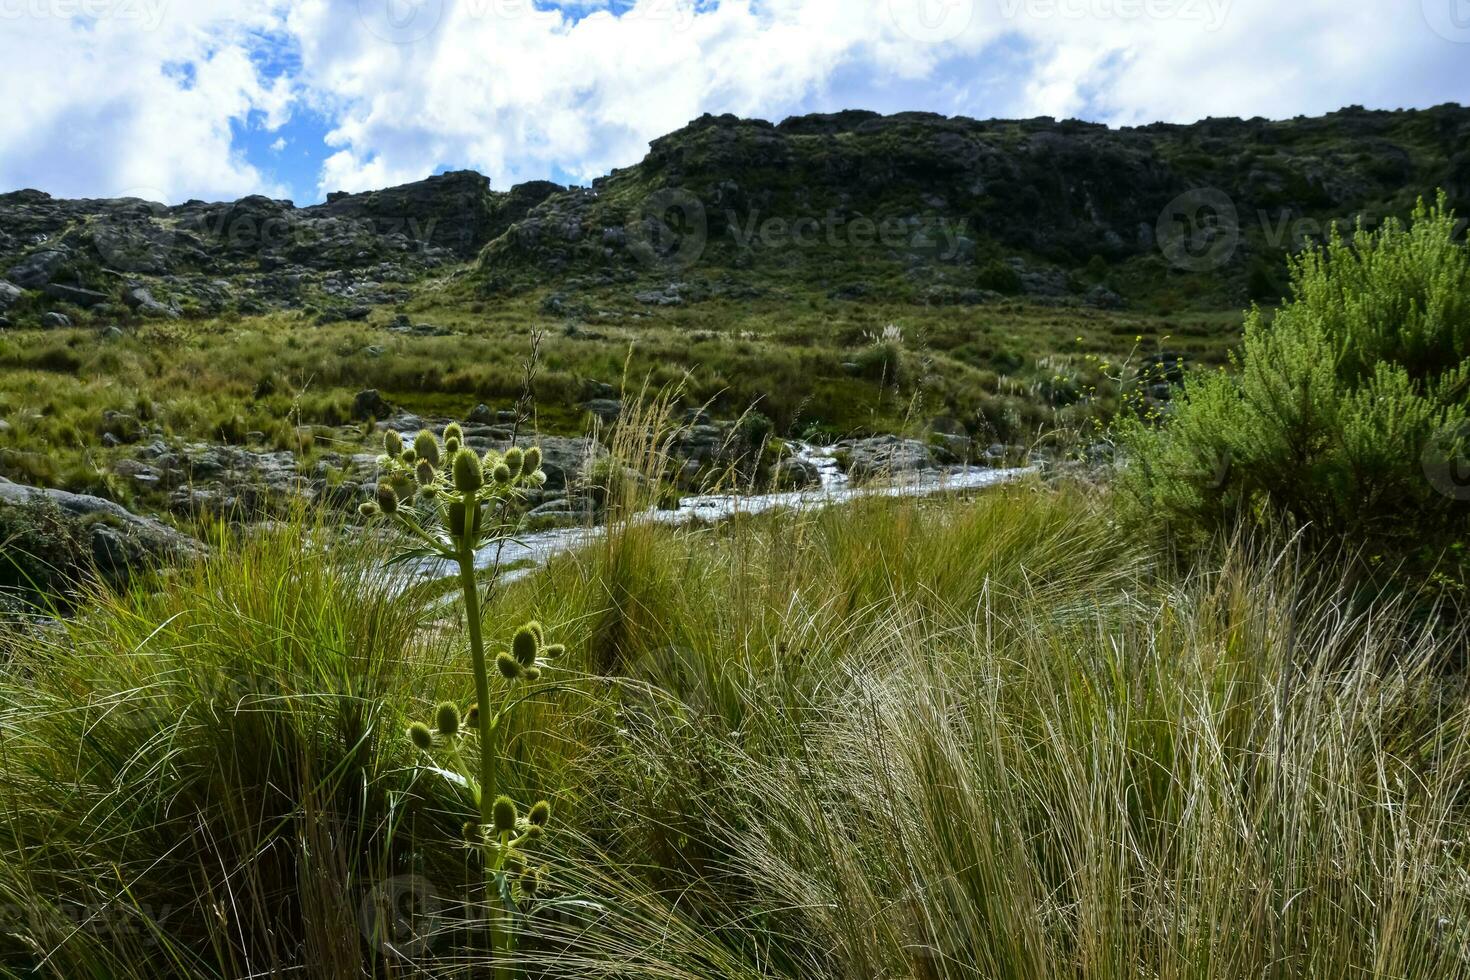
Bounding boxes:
361 424 562 971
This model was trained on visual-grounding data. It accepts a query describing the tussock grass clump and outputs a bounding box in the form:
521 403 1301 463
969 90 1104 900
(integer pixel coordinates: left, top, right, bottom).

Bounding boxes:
0 488 1466 978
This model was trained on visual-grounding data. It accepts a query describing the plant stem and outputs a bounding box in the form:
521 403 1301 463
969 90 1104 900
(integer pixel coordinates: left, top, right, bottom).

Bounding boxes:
456 492 511 979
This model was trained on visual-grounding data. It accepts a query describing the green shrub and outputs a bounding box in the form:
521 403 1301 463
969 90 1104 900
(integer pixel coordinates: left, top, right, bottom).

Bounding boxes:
1119 194 1470 590
977 259 1023 295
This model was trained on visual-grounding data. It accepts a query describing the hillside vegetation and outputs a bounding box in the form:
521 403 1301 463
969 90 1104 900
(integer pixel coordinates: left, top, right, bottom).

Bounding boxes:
0 110 1468 979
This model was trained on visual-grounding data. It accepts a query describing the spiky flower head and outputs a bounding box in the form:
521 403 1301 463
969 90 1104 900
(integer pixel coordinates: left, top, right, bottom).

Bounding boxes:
529 469 547 487
415 459 436 486
401 447 418 465
358 501 380 518
462 821 483 843
413 430 441 467
504 852 526 876
526 621 545 647
523 666 542 682
407 722 434 751
445 436 461 456
512 625 539 667
518 867 542 897
496 653 524 680
464 703 479 727
376 483 400 515
523 446 542 474
503 447 525 480
435 701 461 736
528 800 551 828
493 463 513 484
453 448 484 493
384 429 404 458
492 796 518 833
443 422 464 445
540 644 565 661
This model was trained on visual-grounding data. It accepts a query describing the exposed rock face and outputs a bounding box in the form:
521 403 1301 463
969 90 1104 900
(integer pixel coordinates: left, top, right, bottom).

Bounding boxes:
0 477 204 580
0 171 566 325
3 107 1466 324
476 104 1470 302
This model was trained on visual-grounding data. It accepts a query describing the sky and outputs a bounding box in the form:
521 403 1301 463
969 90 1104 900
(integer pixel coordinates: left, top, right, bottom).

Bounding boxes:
0 0 1467 205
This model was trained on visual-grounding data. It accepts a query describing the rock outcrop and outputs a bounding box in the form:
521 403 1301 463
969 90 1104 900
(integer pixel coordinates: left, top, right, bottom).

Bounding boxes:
0 477 204 583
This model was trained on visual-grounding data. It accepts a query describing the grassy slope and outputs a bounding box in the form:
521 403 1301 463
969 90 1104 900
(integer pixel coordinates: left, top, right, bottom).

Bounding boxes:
0 271 1242 506
1 487 1465 978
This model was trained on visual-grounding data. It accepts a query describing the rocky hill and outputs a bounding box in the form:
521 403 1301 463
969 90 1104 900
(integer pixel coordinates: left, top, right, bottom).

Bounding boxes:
1 104 1467 329
480 104 1470 308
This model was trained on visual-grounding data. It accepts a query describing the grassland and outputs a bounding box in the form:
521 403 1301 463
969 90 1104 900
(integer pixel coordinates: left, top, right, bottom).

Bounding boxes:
0 270 1242 509
0 482 1465 978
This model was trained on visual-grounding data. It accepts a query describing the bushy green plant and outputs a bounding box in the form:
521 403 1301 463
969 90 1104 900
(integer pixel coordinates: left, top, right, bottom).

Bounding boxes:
1119 194 1470 591
363 425 566 974
977 259 1023 295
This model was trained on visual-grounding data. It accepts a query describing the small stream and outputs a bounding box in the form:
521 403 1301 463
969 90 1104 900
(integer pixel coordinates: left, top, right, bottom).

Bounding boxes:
413 444 1031 585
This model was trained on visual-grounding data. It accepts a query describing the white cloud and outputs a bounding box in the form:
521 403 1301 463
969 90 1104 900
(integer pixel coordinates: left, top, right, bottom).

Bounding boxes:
0 0 1465 203
0 0 294 202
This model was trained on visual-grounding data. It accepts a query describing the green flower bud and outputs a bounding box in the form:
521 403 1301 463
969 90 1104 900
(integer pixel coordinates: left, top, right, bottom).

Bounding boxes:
528 800 551 828
518 867 542 897
407 722 433 751
523 447 542 474
453 448 484 493
529 470 547 487
401 447 418 465
464 704 479 727
445 436 461 456
540 643 565 660
413 430 441 467
523 666 542 682
358 501 380 518
384 430 404 457
512 625 539 667
462 821 483 842
526 621 545 647
435 701 461 736
492 796 518 834
503 447 525 480
443 422 464 445
415 459 436 486
376 483 399 515
493 463 513 484
504 852 526 876
496 653 524 680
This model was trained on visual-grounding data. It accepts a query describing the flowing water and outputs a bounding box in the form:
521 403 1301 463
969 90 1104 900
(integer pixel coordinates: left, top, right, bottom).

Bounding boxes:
412 444 1031 585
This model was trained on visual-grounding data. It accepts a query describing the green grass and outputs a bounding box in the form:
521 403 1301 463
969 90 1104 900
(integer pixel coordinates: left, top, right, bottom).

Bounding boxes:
0 278 1242 505
1 485 1466 978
